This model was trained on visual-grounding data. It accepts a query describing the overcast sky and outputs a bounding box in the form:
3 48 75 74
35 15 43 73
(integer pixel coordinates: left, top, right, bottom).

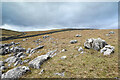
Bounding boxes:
1 2 118 31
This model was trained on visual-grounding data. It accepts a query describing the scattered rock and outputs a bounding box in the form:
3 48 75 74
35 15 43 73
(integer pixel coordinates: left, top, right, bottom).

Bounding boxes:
100 45 115 55
84 38 107 51
0 61 4 67
12 46 26 53
70 40 78 44
61 49 67 52
80 51 84 54
30 45 44 53
75 34 82 37
39 69 44 74
2 66 30 78
0 66 7 71
0 47 10 55
16 52 23 57
78 47 83 52
106 34 110 36
23 59 30 63
4 56 19 64
23 38 28 41
61 56 67 59
54 72 65 77
109 31 115 34
26 48 31 54
46 49 57 58
43 35 49 39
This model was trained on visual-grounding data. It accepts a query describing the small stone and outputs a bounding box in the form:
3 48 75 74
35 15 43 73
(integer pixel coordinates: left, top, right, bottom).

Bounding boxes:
62 49 67 52
109 31 115 34
54 72 65 76
70 40 78 44
75 34 82 37
78 47 83 52
39 69 44 74
0 66 7 71
61 56 67 59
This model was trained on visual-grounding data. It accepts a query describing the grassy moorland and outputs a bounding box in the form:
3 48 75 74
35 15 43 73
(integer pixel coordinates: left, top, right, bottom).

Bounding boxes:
1 29 119 78
0 28 22 38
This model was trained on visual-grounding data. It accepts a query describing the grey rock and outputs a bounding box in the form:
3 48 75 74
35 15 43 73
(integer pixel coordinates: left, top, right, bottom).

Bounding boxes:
54 72 65 76
14 59 22 66
23 59 30 63
62 49 67 52
26 48 31 54
109 31 115 34
2 66 30 78
16 52 23 57
106 34 110 36
30 45 44 53
4 56 19 63
12 46 26 53
0 66 7 71
29 49 57 69
0 48 4 55
0 70 2 77
80 51 84 54
84 38 107 51
61 56 67 59
70 40 78 44
19 54 27 59
46 49 57 57
78 47 83 52
100 45 115 55
39 69 44 74
43 35 49 39
0 47 10 55
29 55 49 69
75 34 82 37
0 61 4 67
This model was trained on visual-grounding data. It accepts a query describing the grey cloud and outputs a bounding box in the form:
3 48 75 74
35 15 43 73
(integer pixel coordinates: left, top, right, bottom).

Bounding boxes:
2 2 118 31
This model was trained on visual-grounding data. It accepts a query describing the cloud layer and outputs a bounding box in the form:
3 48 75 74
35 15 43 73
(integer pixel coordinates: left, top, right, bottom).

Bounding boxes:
2 2 118 31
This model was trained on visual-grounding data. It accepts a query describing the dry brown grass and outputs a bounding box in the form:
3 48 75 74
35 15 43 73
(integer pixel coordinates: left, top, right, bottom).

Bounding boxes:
1 29 118 78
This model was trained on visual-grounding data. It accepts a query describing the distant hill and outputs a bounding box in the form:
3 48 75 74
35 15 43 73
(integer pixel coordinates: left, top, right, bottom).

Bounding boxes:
0 28 22 38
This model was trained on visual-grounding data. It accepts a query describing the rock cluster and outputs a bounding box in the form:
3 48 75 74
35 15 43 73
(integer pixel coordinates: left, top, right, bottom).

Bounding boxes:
84 38 115 55
100 45 115 55
0 42 25 55
84 38 107 51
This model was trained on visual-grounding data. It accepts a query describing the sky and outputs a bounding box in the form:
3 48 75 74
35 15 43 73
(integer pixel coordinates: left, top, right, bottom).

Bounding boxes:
1 2 118 31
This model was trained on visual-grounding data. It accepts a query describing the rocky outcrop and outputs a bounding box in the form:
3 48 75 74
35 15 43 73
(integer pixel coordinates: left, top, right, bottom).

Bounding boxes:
2 66 30 78
29 55 49 69
29 50 57 69
100 45 115 55
84 38 107 51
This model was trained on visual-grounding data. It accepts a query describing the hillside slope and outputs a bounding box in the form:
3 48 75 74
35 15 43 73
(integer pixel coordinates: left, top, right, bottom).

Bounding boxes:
1 29 118 78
